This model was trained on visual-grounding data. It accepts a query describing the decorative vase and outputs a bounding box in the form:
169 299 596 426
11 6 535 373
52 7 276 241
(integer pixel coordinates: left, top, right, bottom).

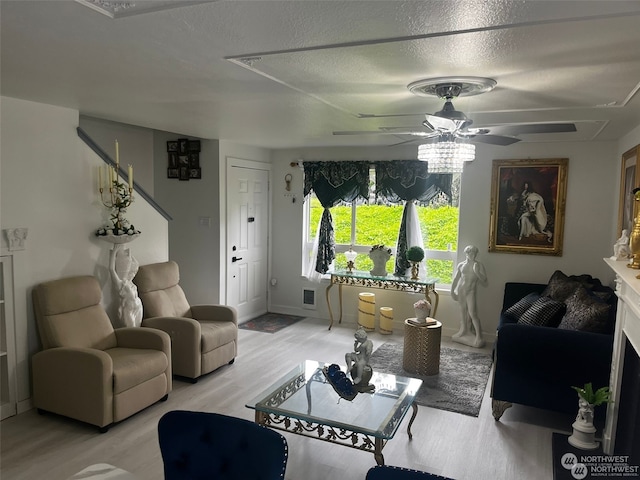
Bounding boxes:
413 300 431 322
410 261 420 280
369 245 391 277
413 308 428 322
98 232 141 244
568 398 599 450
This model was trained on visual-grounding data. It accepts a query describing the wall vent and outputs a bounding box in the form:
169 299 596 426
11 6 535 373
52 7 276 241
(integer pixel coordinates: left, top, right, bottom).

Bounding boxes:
302 288 316 309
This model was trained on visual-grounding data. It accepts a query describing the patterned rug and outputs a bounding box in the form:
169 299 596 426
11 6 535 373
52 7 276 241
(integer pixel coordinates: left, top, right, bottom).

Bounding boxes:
368 342 493 417
239 313 306 334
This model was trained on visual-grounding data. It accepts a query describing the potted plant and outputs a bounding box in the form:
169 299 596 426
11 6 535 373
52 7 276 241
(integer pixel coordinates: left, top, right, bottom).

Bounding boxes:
406 246 425 280
568 382 611 450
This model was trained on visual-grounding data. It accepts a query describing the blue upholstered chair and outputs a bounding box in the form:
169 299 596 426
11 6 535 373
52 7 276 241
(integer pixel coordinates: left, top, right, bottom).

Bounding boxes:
158 410 288 480
366 465 455 480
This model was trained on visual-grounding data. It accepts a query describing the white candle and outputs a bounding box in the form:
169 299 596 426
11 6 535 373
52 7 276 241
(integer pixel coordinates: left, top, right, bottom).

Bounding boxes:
115 140 120 167
98 165 103 190
128 165 133 189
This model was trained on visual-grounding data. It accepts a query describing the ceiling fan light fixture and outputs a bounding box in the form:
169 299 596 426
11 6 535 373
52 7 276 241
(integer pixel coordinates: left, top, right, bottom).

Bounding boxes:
408 77 497 98
418 142 475 174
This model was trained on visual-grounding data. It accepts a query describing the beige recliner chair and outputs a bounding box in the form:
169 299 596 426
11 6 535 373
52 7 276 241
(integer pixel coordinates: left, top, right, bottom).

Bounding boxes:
133 261 237 382
32 275 172 432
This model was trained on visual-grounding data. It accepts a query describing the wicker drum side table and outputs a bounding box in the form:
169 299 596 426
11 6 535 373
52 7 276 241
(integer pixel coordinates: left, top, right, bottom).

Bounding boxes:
402 319 442 376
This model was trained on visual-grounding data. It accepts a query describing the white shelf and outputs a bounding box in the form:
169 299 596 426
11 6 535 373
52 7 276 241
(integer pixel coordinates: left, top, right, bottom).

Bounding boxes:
0 256 17 421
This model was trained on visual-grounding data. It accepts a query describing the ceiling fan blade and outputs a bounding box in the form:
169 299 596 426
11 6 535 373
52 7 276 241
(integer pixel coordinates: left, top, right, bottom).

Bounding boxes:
423 115 458 132
388 137 424 147
333 130 439 137
485 123 577 136
333 130 399 136
469 134 522 146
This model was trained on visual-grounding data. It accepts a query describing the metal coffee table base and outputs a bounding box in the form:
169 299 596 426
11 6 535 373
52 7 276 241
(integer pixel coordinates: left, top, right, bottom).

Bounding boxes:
255 403 418 466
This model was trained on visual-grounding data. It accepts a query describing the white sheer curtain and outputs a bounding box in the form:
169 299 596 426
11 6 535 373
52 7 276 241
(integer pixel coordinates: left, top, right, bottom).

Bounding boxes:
305 215 325 283
403 200 427 277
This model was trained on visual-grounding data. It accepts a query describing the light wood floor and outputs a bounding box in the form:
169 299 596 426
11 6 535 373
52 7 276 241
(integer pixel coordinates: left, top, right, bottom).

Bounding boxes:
0 317 573 480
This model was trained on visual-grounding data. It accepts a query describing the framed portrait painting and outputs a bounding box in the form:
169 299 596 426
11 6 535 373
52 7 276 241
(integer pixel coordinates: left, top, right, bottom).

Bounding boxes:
617 145 639 237
489 158 569 256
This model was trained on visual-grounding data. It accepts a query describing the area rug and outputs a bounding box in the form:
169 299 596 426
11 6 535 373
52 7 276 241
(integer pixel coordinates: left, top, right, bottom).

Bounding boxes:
239 313 306 334
368 342 493 417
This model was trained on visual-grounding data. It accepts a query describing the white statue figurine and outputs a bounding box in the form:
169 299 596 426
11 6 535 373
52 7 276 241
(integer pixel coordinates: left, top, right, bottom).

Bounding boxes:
5 227 28 251
612 229 631 260
109 245 143 328
450 245 488 348
575 397 594 425
345 327 373 385
369 245 392 277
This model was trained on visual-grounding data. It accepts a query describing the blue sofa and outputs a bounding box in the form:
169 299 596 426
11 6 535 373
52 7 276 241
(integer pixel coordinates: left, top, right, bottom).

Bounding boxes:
491 277 616 421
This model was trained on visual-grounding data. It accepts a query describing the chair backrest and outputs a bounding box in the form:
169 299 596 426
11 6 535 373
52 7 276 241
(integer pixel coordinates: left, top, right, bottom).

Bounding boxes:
133 261 192 318
33 276 117 350
158 410 288 480
366 465 455 480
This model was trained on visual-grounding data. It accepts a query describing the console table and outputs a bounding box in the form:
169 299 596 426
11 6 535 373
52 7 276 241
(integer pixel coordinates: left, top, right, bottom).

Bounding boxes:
325 270 439 330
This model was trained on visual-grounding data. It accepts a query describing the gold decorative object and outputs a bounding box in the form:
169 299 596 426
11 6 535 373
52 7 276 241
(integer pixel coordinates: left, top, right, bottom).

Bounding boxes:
406 246 425 280
345 248 357 273
97 140 136 235
628 188 640 270
410 261 420 280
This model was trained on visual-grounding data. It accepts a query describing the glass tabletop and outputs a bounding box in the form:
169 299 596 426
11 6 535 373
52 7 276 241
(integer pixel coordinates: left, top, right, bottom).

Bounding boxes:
246 360 422 439
329 269 439 286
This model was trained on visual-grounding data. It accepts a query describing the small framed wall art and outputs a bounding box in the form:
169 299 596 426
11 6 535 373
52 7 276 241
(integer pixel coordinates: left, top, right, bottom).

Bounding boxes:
488 158 569 256
167 139 201 180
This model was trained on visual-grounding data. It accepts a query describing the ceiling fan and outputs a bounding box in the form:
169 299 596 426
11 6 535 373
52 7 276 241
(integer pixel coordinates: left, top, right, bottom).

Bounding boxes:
333 77 577 146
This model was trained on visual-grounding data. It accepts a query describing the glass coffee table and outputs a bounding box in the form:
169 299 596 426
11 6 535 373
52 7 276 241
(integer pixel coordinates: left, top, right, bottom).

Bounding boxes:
246 360 422 465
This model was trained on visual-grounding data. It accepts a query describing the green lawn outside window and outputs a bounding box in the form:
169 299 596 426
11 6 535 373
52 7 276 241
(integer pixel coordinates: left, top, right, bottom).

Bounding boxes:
308 197 458 284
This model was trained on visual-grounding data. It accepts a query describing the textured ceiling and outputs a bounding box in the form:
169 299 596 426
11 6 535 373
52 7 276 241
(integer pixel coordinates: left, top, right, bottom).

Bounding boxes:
2 0 640 148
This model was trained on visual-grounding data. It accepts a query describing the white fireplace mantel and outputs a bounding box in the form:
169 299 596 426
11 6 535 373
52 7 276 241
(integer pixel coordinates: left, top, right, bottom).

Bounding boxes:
603 257 640 454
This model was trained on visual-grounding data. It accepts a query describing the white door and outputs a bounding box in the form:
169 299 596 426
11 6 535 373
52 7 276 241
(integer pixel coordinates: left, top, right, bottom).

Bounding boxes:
227 164 269 322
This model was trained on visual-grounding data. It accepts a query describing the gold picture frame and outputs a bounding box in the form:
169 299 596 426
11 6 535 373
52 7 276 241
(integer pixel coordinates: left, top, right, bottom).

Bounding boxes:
489 158 569 255
617 145 640 237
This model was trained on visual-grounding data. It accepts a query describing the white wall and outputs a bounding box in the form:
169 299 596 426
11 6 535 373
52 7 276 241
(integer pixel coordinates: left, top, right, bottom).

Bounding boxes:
79 115 155 196
269 141 621 339
0 97 168 408
152 131 222 304
618 125 640 158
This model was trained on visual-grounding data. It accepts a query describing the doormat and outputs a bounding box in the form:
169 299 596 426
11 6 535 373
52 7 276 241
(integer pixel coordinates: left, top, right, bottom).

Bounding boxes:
368 342 493 417
239 313 306 334
551 432 640 479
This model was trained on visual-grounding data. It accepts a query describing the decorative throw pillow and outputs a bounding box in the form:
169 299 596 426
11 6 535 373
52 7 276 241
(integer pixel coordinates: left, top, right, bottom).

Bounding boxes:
517 296 566 327
541 270 582 303
504 292 541 319
558 286 611 333
568 274 598 291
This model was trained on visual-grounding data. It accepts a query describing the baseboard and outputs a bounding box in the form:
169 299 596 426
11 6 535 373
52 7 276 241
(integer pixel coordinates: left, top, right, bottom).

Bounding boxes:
17 398 33 415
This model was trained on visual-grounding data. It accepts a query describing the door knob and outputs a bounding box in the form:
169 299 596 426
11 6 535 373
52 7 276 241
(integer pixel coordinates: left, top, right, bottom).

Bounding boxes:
232 256 243 263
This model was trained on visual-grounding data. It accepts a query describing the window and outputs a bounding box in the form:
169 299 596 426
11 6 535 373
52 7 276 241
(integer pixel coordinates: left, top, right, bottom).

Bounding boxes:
304 169 460 285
